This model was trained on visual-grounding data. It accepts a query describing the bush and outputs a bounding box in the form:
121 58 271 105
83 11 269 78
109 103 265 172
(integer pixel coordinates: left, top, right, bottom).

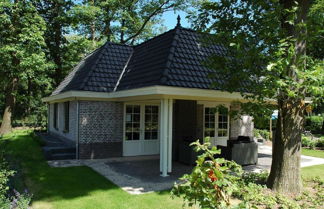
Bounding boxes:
305 115 324 134
171 140 242 208
302 136 324 149
0 144 31 209
315 138 324 148
302 136 315 148
254 129 270 141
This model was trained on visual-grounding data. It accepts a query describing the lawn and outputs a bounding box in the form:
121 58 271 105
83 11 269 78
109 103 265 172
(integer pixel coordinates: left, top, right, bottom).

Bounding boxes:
301 164 324 180
2 130 324 209
301 148 324 158
1 130 192 209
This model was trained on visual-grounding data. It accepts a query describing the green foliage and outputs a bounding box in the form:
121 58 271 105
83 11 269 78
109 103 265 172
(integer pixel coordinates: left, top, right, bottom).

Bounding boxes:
315 138 324 148
69 0 185 44
302 135 324 149
190 0 324 194
0 144 32 209
234 171 324 209
254 129 270 141
171 140 242 208
302 136 316 149
305 115 324 134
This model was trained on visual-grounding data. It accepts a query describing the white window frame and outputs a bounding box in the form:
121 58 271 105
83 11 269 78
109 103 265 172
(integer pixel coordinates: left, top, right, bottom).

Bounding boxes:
123 101 161 156
199 102 230 144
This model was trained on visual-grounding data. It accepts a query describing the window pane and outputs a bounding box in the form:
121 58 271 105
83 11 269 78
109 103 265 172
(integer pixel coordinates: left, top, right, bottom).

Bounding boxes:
126 106 132 113
133 105 140 113
145 132 151 140
152 106 158 113
134 114 140 122
152 131 158 139
126 113 132 122
145 106 152 113
125 132 132 140
145 114 151 122
152 114 158 123
133 132 140 140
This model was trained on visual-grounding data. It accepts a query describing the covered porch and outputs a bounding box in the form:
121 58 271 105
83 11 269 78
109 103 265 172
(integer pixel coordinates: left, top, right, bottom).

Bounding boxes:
120 94 253 177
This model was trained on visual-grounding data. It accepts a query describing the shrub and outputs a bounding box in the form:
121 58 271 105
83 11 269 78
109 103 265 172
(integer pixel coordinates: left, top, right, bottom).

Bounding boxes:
302 136 324 149
0 144 31 209
302 136 315 149
305 115 324 134
315 138 324 148
171 140 242 208
254 129 270 141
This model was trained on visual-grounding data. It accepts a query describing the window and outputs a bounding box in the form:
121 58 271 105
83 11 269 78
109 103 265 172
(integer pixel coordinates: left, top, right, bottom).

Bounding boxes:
144 105 159 140
204 107 215 137
125 105 140 140
64 102 69 132
53 103 58 130
204 106 229 138
218 109 228 137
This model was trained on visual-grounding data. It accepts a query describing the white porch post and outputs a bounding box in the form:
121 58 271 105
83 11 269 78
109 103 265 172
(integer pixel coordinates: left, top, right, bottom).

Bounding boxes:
167 99 173 173
160 98 173 177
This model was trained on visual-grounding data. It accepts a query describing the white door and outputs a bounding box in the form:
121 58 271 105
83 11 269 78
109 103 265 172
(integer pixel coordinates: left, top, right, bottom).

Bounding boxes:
123 104 160 156
204 107 229 147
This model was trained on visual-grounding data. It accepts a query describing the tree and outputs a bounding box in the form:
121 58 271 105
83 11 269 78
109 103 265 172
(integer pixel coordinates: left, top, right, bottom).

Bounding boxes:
190 0 324 195
69 0 185 45
34 0 75 86
0 0 49 135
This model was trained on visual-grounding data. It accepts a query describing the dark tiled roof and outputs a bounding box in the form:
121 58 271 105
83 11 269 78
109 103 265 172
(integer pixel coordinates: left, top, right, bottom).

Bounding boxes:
52 26 231 95
52 42 133 95
116 27 227 91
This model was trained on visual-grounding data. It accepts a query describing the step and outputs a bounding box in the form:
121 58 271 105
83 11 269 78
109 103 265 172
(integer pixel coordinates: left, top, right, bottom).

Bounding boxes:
43 146 76 154
50 153 76 160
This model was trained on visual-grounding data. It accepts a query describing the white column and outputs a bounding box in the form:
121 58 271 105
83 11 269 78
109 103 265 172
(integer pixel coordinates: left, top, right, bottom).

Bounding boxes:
159 99 164 172
160 99 168 177
167 99 173 173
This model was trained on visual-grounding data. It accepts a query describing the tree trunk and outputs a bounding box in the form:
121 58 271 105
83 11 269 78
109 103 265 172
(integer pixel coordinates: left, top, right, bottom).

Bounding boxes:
267 99 304 195
267 0 310 195
0 78 18 135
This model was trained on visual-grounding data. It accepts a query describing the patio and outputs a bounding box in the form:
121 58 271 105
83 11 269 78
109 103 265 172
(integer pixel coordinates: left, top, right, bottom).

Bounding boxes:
48 144 324 195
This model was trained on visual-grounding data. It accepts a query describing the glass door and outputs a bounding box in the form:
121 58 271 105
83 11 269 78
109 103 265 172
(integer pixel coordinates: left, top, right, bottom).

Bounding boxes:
204 107 229 147
123 104 160 156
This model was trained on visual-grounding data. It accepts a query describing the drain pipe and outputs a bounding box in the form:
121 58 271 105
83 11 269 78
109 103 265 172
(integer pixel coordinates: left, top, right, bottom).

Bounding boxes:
76 99 80 160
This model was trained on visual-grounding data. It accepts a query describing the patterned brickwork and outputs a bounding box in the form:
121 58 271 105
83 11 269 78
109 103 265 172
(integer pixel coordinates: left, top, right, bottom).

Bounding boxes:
79 101 123 144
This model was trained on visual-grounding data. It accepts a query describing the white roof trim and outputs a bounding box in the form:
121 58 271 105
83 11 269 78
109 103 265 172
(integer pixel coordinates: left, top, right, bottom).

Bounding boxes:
42 86 246 102
43 85 312 103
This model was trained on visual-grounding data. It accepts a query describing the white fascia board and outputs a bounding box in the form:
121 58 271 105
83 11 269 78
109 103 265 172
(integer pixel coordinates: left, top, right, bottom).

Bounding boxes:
154 86 244 100
42 86 245 103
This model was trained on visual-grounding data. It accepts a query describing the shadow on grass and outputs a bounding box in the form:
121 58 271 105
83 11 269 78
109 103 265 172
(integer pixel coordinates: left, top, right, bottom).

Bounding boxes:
2 130 120 202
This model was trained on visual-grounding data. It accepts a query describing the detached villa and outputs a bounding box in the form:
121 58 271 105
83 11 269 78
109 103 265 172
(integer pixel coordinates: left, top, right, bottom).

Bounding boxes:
43 21 254 176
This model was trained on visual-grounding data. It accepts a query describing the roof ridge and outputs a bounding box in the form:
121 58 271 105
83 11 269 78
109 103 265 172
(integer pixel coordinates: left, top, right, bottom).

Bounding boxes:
113 50 134 91
79 43 109 90
134 27 177 48
160 27 181 85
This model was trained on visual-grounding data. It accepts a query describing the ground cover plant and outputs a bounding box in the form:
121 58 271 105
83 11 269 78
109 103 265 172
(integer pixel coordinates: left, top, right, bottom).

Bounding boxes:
172 141 324 209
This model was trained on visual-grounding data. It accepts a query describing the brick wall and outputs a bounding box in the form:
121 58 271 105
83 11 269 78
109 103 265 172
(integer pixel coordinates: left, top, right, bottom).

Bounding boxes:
48 101 77 144
78 101 123 159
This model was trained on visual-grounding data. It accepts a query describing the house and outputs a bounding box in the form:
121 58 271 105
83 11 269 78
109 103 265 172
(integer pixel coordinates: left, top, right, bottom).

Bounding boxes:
42 19 254 176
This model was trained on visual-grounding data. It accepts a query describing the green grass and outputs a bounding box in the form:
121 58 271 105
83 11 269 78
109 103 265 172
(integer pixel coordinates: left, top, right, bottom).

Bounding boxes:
1 130 192 209
302 148 324 158
301 164 324 180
